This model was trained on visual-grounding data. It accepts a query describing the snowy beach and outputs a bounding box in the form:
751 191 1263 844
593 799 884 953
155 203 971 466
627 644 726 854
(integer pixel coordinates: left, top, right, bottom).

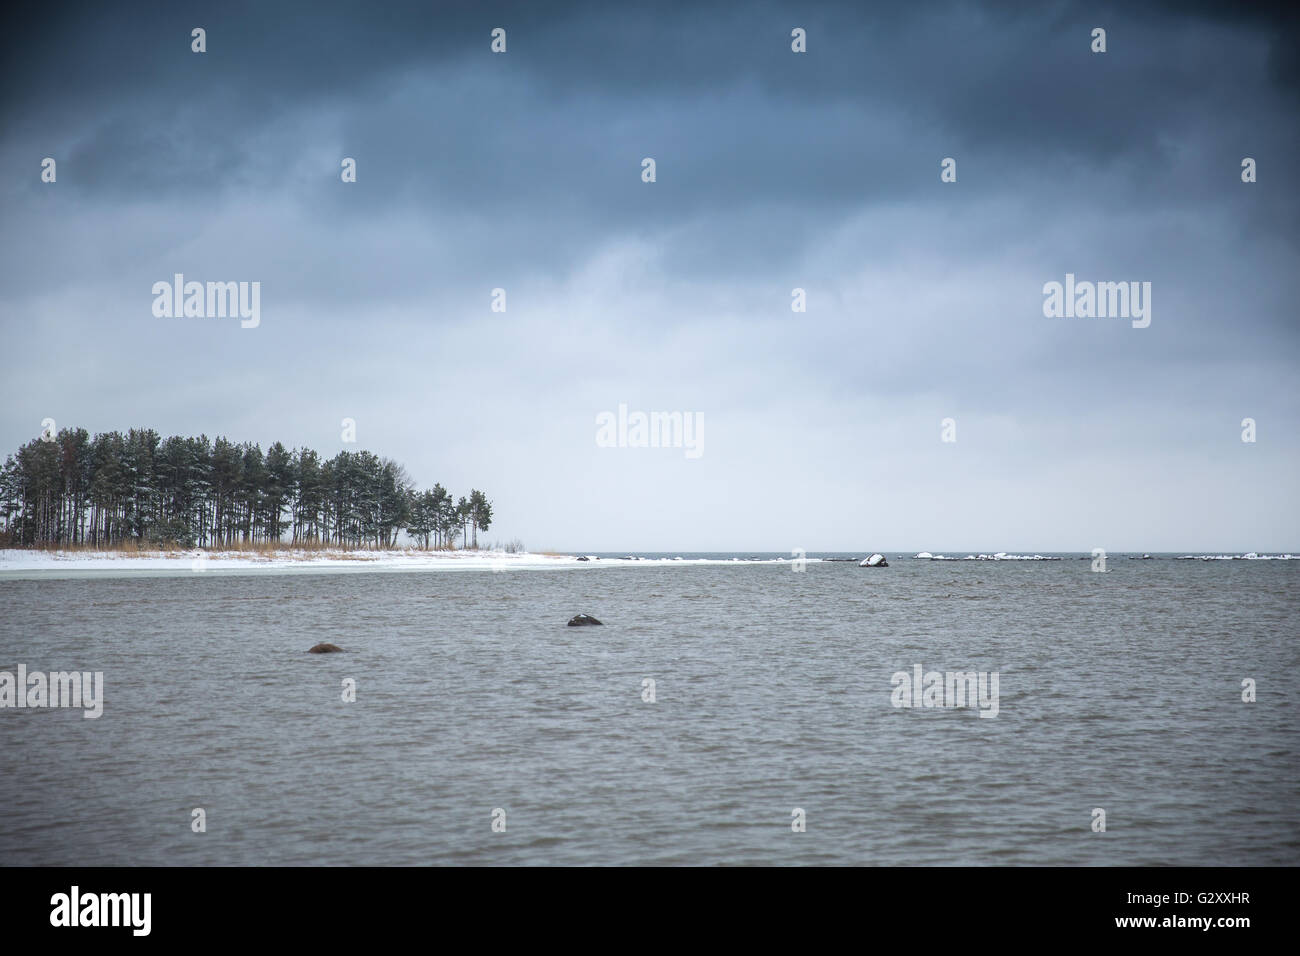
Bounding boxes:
0 548 809 575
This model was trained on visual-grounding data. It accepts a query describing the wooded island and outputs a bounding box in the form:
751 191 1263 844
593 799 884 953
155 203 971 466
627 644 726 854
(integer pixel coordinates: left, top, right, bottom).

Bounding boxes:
0 428 492 551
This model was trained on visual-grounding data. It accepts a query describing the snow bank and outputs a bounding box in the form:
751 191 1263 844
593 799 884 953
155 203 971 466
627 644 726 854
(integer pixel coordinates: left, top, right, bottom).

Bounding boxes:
0 549 823 576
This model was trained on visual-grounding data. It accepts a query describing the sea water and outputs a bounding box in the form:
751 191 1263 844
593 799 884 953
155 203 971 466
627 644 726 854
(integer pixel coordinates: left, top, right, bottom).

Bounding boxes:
0 555 1296 865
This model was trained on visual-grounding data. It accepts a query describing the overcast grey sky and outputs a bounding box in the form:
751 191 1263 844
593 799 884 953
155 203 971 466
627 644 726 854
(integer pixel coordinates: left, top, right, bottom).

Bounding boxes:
1 0 1296 551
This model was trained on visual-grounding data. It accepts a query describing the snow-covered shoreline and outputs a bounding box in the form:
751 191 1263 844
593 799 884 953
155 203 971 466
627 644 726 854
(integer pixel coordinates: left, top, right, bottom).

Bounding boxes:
2 548 1295 577
0 548 805 576
0 548 568 574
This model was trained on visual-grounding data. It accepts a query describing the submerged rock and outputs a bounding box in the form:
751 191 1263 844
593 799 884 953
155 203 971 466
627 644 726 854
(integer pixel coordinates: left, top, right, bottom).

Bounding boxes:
859 553 889 567
308 643 344 654
567 614 603 626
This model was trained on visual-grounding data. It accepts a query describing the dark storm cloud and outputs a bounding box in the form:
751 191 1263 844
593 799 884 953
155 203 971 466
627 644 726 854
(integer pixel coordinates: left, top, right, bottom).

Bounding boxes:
6 1 1296 205
2 0 1293 311
3 0 1295 302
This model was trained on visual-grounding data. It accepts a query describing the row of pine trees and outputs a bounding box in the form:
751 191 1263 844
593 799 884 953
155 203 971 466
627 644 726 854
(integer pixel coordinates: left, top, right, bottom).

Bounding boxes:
0 427 493 550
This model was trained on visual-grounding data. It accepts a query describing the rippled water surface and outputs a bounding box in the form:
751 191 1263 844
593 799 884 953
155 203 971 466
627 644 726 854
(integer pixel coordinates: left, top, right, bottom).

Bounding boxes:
1 556 1297 865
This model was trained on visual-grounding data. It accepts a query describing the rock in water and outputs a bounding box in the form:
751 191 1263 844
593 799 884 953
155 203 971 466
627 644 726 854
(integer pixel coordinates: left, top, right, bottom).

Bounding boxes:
567 614 603 626
859 554 889 567
308 643 344 653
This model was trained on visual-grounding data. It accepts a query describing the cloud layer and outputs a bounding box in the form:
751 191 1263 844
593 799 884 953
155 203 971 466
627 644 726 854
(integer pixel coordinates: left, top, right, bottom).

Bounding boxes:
2 1 1297 550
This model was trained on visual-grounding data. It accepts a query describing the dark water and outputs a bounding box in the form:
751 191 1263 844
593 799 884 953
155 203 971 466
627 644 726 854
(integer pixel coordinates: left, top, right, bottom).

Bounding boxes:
1 556 1297 865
